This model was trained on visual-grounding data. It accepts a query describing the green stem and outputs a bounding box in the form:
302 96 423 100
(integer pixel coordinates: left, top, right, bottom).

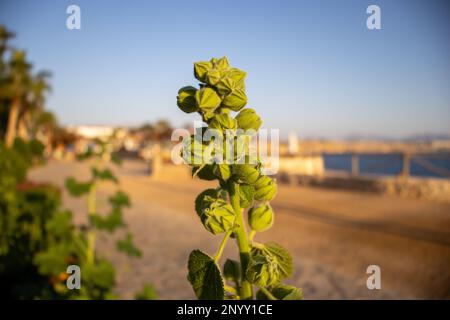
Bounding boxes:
249 230 256 242
214 230 232 262
86 181 97 264
259 286 277 300
228 182 253 300
224 285 238 296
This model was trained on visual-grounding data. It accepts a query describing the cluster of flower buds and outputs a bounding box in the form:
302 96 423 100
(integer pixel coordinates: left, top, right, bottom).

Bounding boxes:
178 57 277 237
179 58 301 300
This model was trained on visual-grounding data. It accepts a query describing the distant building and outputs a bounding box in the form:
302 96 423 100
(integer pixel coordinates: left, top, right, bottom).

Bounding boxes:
67 125 115 140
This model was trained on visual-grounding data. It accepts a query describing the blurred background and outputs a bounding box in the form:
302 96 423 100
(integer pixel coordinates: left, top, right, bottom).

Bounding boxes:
0 0 449 299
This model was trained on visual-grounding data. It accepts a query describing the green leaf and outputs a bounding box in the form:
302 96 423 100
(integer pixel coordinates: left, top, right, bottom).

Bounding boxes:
65 177 91 197
111 153 123 165
116 233 141 257
271 284 303 300
109 190 130 209
246 250 280 287
192 165 216 181
223 259 241 286
187 250 225 300
264 242 293 279
92 168 118 184
247 242 293 287
90 208 125 232
238 184 254 208
135 284 158 300
256 284 303 300
76 148 95 161
46 210 74 239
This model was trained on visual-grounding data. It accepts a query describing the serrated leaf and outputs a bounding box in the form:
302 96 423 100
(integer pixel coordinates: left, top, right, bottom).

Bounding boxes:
256 284 303 300
271 284 303 300
92 168 118 184
116 233 141 257
90 208 125 232
109 190 130 209
192 165 216 181
264 242 293 279
187 250 225 300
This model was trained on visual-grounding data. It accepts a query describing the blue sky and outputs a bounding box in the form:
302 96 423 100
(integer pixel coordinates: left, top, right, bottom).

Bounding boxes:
0 0 449 138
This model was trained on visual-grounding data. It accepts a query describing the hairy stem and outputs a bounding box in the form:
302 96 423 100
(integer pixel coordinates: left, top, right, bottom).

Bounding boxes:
249 230 256 242
228 182 253 300
214 230 232 262
224 285 239 296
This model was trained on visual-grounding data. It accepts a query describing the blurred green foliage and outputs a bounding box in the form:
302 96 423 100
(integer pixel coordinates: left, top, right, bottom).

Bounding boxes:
0 139 153 299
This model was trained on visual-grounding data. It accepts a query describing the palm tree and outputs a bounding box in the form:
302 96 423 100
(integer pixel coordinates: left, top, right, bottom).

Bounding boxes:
35 110 58 154
4 50 32 147
0 25 15 139
18 70 52 140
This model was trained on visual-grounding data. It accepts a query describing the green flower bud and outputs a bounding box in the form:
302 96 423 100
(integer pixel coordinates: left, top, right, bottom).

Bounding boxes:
182 135 211 165
195 188 223 217
254 176 277 201
177 86 198 113
216 68 246 96
221 88 247 111
233 164 260 184
246 252 280 287
216 77 235 96
201 199 235 234
227 68 246 83
209 112 237 131
194 61 213 83
214 56 230 70
195 88 221 117
248 204 274 232
206 68 221 86
236 108 262 131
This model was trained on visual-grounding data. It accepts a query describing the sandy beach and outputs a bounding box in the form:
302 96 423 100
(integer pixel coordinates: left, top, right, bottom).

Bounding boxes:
29 159 450 299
